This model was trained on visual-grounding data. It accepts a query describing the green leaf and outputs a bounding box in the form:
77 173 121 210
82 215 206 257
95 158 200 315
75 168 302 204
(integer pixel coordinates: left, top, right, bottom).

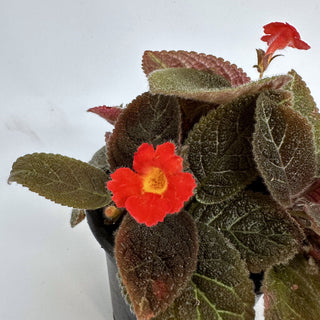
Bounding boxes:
150 67 232 90
186 93 258 204
8 153 111 209
285 70 318 120
107 92 181 171
70 208 86 228
142 50 251 86
253 90 316 208
154 223 255 320
263 254 320 320
285 70 320 173
301 203 320 236
88 145 110 174
115 211 198 320
149 68 291 104
189 191 304 273
152 283 200 320
179 98 219 142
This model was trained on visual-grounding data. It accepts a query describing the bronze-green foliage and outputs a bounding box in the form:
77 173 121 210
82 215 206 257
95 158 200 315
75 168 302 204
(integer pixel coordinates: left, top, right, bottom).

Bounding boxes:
149 67 232 92
148 67 291 105
253 90 316 208
8 153 111 209
178 98 219 141
155 223 255 320
70 208 86 228
142 50 251 86
263 254 320 320
9 48 320 320
115 212 198 320
107 92 181 171
285 70 320 173
186 94 258 204
189 191 304 273
88 145 110 174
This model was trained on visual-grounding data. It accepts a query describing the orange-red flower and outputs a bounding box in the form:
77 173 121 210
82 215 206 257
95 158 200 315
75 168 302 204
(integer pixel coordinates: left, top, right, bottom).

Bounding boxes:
261 22 310 56
255 22 310 79
107 142 196 227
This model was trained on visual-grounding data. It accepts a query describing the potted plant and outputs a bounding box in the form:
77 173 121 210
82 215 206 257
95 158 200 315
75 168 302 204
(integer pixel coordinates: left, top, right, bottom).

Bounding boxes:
9 22 320 319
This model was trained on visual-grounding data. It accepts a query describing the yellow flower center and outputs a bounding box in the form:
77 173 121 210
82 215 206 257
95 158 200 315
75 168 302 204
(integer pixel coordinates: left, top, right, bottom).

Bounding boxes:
142 167 168 195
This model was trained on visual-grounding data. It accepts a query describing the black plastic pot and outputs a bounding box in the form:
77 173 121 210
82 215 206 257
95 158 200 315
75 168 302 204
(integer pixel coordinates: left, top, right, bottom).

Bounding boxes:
86 209 137 320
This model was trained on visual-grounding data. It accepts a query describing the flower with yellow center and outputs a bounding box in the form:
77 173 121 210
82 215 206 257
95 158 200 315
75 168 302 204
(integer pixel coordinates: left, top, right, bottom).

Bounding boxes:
142 167 168 195
107 142 196 226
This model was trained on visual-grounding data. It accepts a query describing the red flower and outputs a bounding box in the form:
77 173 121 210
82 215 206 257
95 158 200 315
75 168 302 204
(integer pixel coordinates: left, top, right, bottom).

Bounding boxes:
107 142 196 227
261 22 310 56
255 22 310 79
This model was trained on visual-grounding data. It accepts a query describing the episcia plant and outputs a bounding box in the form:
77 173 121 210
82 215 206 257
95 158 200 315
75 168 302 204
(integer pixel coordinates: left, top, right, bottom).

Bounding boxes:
8 21 320 319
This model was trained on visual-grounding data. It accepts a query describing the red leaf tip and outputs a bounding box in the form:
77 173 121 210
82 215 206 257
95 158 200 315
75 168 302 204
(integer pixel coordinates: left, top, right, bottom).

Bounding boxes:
87 105 123 125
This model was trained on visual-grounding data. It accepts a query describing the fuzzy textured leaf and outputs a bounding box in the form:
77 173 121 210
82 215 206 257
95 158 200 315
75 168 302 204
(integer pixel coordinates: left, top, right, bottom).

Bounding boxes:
155 223 255 320
179 98 219 141
70 208 86 227
107 92 181 171
87 105 123 125
8 153 111 209
115 211 198 320
263 254 320 320
285 70 320 172
302 203 320 235
88 146 110 174
152 283 199 320
142 50 251 86
189 191 304 273
149 68 291 105
303 178 320 204
285 70 318 120
187 94 258 204
253 90 316 208
150 67 232 91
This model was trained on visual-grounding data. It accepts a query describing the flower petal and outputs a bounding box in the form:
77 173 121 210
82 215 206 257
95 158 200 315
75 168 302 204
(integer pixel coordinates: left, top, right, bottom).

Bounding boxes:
125 193 172 226
133 143 155 174
165 172 196 212
154 142 183 174
263 22 287 34
261 35 274 44
133 142 183 175
291 38 311 50
261 22 310 56
107 168 142 207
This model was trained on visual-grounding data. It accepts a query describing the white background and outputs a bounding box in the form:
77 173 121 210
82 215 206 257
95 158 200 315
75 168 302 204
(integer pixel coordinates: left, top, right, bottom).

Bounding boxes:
1 0 320 319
